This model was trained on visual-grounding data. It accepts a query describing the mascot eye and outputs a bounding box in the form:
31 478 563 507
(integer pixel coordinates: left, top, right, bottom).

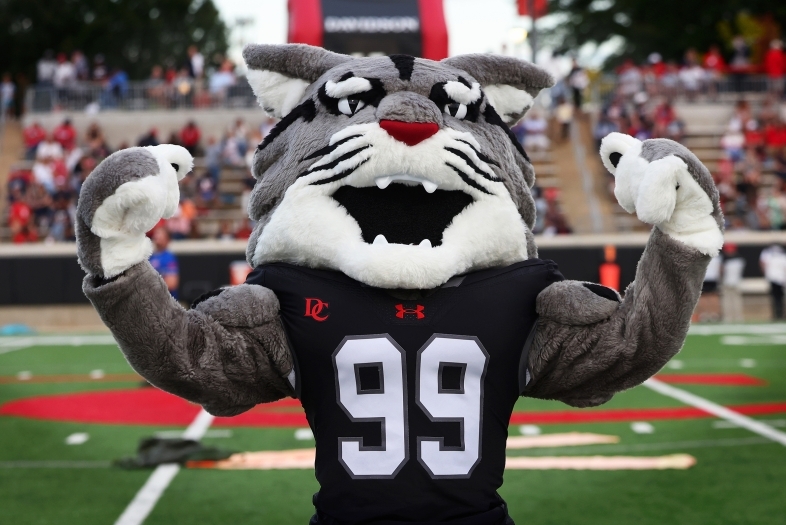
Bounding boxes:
338 97 365 116
444 103 467 119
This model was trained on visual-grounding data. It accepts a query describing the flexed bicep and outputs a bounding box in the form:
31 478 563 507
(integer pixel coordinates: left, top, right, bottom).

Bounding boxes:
525 136 722 407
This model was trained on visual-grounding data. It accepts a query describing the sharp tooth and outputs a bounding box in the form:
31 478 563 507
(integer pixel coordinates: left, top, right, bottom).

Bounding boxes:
418 239 432 248
422 180 438 193
373 234 388 245
375 177 392 189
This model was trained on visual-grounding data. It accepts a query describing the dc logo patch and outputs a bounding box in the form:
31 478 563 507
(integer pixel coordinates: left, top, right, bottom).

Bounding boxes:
395 304 425 319
305 298 329 321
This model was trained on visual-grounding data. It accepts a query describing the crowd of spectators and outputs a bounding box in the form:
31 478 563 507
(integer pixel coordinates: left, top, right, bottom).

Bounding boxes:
32 45 243 111
717 98 786 231
4 116 277 244
6 109 575 242
594 88 786 232
593 96 686 153
594 38 786 232
609 38 786 103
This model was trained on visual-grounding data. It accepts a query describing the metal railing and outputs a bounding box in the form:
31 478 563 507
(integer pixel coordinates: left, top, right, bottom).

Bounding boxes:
25 80 258 113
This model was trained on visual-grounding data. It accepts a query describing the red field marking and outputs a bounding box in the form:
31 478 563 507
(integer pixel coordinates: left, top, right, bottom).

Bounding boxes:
654 373 767 386
508 403 786 424
2 388 786 427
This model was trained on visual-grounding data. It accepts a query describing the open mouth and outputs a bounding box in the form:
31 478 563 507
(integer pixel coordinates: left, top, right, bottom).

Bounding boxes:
331 179 474 247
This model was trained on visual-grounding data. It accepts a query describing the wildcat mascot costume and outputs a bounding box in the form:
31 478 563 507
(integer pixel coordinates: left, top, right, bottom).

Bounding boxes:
76 45 723 525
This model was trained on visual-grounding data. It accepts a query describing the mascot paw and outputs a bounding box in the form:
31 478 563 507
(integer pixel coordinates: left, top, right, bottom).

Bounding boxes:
76 145 193 278
600 133 723 256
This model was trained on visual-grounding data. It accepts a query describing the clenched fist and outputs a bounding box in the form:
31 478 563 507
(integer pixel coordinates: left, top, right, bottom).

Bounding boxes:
76 145 193 278
600 133 724 256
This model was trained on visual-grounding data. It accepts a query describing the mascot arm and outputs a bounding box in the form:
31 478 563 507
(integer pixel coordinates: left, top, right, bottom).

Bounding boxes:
524 135 723 408
77 147 293 417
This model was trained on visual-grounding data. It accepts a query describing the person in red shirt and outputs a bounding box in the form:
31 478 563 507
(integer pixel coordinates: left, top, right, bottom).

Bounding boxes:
23 122 47 160
744 120 765 149
703 45 727 99
703 45 727 73
180 120 201 155
7 187 38 243
652 100 676 138
765 120 786 152
52 118 77 150
764 39 785 98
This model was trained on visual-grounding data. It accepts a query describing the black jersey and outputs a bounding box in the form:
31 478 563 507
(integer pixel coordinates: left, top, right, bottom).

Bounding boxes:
246 260 563 525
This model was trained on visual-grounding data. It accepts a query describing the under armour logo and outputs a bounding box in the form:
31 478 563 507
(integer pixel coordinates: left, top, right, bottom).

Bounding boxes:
395 304 425 319
305 298 329 321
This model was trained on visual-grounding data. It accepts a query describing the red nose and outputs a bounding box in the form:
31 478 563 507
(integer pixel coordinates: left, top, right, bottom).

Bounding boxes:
379 120 439 146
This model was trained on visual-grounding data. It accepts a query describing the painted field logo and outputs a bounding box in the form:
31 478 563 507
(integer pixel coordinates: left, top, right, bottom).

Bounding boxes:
395 304 425 319
305 298 329 321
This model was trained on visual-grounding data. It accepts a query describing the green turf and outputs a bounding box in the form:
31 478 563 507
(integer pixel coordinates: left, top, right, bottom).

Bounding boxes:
1 330 785 524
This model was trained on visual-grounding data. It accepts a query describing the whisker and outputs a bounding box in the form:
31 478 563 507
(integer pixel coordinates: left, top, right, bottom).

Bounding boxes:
298 145 372 178
446 163 492 195
311 158 371 186
301 135 363 162
455 139 500 167
475 151 499 167
445 147 500 181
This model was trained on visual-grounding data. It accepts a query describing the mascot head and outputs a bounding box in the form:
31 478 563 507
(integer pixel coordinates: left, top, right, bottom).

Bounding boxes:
242 44 553 289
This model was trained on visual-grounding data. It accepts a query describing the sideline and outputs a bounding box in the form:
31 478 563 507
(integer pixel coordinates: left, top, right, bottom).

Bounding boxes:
114 409 214 525
643 378 786 446
688 324 786 336
0 335 117 355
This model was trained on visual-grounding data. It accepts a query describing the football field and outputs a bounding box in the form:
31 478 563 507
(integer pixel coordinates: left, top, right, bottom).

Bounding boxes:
1 325 785 525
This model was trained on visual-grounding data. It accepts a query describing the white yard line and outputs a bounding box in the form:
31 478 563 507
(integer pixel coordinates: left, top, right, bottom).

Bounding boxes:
720 334 786 346
688 324 786 336
114 410 214 525
643 378 786 446
0 343 32 355
0 335 117 356
0 335 116 347
0 460 112 469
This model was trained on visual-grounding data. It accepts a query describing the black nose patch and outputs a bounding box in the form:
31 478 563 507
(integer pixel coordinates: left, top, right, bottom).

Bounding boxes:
609 152 622 168
170 163 180 172
389 54 415 81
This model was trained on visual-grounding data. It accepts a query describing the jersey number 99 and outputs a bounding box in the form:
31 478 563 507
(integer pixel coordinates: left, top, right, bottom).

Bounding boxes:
332 334 489 479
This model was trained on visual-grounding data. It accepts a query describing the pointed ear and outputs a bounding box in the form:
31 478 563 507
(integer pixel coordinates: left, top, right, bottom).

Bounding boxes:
242 44 352 118
441 54 554 125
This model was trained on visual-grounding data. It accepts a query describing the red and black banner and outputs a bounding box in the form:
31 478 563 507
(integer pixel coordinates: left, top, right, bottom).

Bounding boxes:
288 0 448 60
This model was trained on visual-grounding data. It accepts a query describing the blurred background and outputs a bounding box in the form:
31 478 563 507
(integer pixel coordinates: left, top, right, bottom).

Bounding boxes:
0 1 785 524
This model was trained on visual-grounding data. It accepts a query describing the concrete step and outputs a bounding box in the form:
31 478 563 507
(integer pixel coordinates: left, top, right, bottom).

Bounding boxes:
682 137 722 148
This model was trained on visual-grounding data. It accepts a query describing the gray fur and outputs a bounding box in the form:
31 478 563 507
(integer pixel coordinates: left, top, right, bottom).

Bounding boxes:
75 46 722 437
242 44 352 82
376 91 444 125
640 139 724 229
245 52 544 266
526 228 709 407
82 262 293 416
441 54 555 96
536 281 620 325
75 148 159 277
524 228 538 259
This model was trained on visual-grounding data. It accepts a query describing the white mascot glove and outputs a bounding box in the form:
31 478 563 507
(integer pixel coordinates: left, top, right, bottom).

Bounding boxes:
76 145 194 279
600 133 723 256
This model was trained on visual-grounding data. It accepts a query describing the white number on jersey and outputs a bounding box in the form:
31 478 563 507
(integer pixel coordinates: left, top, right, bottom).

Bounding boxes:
332 334 488 478
333 335 408 478
417 335 488 477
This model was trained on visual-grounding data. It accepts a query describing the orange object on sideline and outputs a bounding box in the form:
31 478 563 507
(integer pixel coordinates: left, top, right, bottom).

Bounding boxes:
599 245 620 291
230 261 253 286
